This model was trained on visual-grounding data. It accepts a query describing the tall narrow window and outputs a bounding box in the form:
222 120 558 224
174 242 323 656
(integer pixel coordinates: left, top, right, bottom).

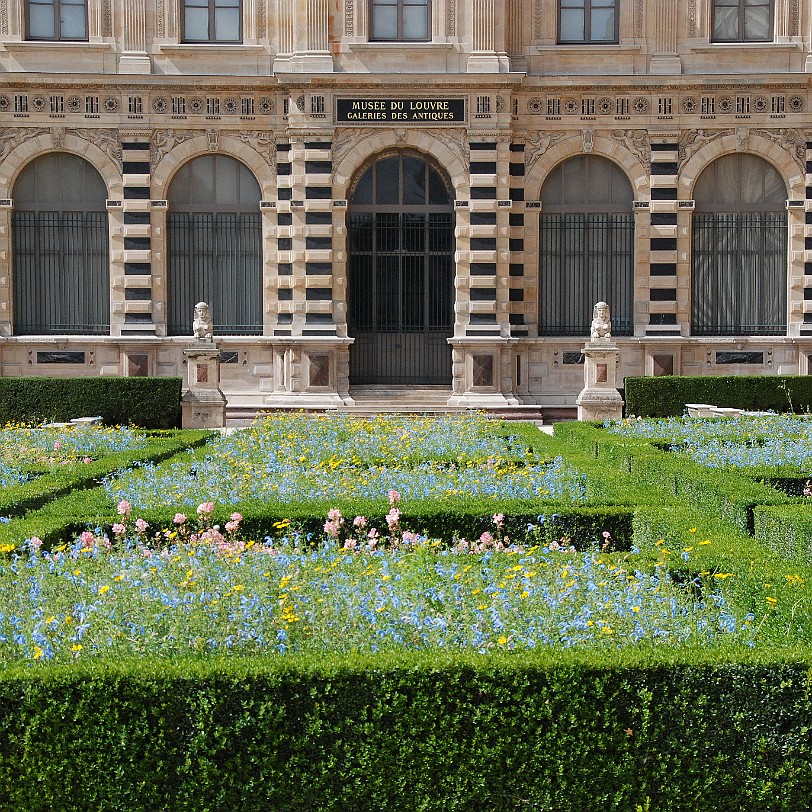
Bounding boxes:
691 154 786 336
183 0 241 43
712 0 773 42
559 0 618 44
539 156 634 336
27 0 88 41
13 153 109 335
370 0 430 42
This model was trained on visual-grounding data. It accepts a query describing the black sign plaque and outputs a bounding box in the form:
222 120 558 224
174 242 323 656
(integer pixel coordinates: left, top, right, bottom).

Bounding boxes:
336 98 465 124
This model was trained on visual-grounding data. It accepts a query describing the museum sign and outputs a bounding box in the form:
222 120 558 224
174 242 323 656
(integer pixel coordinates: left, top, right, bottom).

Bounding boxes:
335 98 466 124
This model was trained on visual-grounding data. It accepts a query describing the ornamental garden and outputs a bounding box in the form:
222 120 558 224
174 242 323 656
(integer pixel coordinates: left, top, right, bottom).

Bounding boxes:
1 412 811 811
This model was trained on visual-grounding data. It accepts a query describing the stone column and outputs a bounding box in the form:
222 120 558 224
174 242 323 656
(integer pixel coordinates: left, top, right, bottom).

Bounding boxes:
467 0 509 73
649 0 682 75
576 342 624 421
274 0 333 72
119 0 151 73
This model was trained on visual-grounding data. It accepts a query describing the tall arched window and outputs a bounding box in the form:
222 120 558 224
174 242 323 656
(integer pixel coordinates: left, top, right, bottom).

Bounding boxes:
13 153 109 335
692 154 787 336
167 155 262 335
539 155 634 336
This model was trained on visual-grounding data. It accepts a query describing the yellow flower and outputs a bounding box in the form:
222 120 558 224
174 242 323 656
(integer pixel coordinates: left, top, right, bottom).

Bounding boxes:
72 644 82 652
98 584 110 594
497 636 508 645
33 646 44 660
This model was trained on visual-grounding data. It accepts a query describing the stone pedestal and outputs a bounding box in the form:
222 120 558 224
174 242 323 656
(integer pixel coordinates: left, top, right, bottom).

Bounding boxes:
181 343 226 429
576 341 624 421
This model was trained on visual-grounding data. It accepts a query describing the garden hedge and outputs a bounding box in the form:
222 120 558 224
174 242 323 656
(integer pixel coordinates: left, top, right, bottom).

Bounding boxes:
624 375 812 418
1 652 811 812
0 376 182 428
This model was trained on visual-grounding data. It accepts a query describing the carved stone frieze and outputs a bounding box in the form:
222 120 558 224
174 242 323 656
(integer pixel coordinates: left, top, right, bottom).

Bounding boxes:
67 128 122 168
612 129 650 170
206 129 220 152
431 128 469 172
151 129 204 167
331 127 358 167
525 131 573 174
447 0 456 37
344 0 353 36
634 0 643 38
687 0 697 38
237 130 276 166
0 128 49 164
736 127 749 152
51 127 65 149
102 0 112 37
258 0 266 37
0 0 7 36
156 0 165 38
678 129 734 169
754 128 806 171
581 129 594 154
533 0 542 39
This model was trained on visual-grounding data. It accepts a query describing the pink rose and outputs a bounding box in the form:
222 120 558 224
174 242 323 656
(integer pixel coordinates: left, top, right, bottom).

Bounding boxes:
112 523 126 536
117 500 132 517
173 513 187 525
134 518 149 533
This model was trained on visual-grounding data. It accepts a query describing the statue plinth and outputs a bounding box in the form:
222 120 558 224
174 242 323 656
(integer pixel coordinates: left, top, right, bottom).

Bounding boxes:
576 340 624 422
181 341 226 429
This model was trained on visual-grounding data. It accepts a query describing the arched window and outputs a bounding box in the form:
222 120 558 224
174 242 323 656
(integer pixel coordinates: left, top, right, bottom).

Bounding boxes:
348 152 454 385
13 153 109 335
538 155 634 336
692 154 787 336
167 155 262 335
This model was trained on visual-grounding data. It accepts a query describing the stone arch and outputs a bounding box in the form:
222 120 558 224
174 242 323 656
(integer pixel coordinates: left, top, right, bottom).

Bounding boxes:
150 134 275 199
524 134 650 202
333 129 467 200
1 132 122 198
681 133 802 200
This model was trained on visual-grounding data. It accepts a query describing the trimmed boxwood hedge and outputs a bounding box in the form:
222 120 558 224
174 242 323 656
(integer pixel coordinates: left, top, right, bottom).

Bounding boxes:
624 375 812 418
0 376 182 428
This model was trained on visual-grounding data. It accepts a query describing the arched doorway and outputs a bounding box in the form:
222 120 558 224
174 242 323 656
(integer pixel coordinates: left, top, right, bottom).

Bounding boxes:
13 153 109 335
347 152 454 385
167 154 262 335
538 155 634 336
691 153 787 335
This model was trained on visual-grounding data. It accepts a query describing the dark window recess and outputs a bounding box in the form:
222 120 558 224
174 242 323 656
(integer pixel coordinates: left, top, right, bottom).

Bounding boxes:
277 289 292 300
306 211 333 225
470 161 497 174
509 163 525 176
277 237 292 250
470 288 496 301
805 314 812 324
650 212 678 225
509 263 524 276
305 187 332 200
306 313 333 324
124 288 152 301
509 213 524 227
305 161 333 174
509 314 525 324
470 142 497 150
650 262 677 275
807 186 812 200
37 351 85 364
509 238 524 251
716 351 764 365
805 262 812 275
650 288 677 301
123 212 150 225
649 313 678 325
470 212 497 225
470 237 497 251
470 262 496 275
304 142 331 150
806 211 812 225
276 163 292 175
124 237 151 250
277 143 291 152
651 187 678 201
806 237 812 251
471 187 497 200
470 313 497 324
278 188 292 200
123 161 150 174
306 262 332 275
278 313 293 324
306 287 333 301
124 313 152 323
509 188 525 201
123 187 150 200
306 236 332 250
509 288 524 301
804 288 812 300
278 212 292 226
220 351 238 364
278 263 292 275
651 237 678 251
125 262 151 275
651 143 679 151
510 143 525 152
274 329 292 336
651 162 678 176
563 352 585 365
122 143 148 151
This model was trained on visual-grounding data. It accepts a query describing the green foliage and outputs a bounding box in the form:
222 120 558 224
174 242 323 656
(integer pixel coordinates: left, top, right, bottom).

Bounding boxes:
625 375 812 418
0 376 182 428
754 503 812 562
1 653 811 811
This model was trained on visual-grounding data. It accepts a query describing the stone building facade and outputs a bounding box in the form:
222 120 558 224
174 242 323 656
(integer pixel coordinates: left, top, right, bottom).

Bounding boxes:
1 0 812 413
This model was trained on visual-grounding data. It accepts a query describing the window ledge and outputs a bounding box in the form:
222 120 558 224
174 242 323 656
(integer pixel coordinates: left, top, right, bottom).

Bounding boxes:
2 40 112 50
690 41 804 51
157 43 267 53
347 41 459 51
535 43 643 53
